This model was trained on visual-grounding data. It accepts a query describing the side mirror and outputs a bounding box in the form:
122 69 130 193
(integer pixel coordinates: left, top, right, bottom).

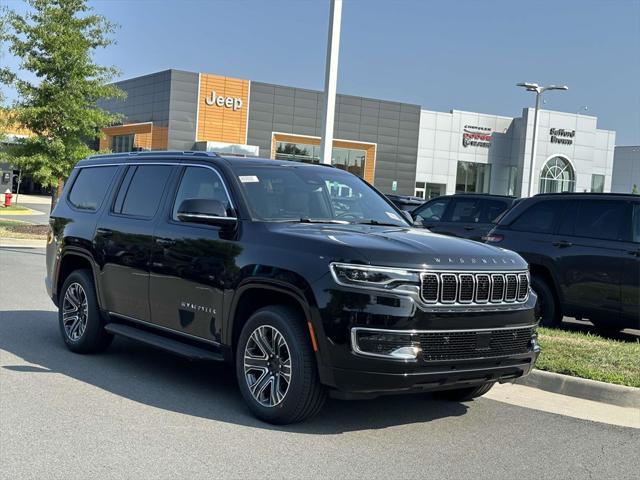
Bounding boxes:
177 199 237 228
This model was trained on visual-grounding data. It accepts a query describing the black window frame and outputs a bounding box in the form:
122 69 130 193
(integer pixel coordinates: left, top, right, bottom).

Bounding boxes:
110 164 174 220
66 165 119 213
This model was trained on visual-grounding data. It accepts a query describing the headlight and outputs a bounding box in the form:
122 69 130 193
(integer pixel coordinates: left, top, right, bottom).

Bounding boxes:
330 263 420 290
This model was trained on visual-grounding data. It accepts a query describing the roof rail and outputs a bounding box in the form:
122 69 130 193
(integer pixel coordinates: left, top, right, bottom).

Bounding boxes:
87 150 221 160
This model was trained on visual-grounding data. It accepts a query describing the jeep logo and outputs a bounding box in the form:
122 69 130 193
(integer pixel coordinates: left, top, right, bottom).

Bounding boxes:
204 91 243 111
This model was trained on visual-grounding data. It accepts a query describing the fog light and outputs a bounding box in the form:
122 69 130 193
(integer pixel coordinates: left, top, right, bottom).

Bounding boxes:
351 328 422 360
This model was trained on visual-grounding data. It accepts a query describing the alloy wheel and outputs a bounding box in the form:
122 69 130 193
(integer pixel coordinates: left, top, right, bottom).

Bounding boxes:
243 325 292 407
62 282 89 342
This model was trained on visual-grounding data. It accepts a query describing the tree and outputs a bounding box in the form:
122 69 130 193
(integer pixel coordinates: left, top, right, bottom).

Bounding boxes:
0 0 124 206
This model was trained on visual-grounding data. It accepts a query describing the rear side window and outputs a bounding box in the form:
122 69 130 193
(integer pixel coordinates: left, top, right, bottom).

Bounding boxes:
68 166 118 211
448 198 481 223
573 200 627 241
112 165 173 218
511 200 562 233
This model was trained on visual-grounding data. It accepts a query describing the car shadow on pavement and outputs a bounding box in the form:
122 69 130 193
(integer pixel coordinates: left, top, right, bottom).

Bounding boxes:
0 310 470 434
560 319 640 342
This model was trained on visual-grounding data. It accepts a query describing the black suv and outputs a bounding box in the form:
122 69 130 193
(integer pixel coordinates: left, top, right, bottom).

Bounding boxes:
485 193 640 331
45 151 538 424
385 194 425 211
412 194 517 241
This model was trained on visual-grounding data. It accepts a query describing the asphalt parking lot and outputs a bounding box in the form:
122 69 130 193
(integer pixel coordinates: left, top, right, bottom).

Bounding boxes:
1 246 639 480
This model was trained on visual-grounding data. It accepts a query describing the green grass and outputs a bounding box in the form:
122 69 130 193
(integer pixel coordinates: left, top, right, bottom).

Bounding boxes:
0 204 30 212
0 219 48 240
536 327 640 388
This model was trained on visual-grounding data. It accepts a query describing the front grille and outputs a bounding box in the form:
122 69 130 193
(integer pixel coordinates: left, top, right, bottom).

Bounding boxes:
419 326 535 361
420 271 529 307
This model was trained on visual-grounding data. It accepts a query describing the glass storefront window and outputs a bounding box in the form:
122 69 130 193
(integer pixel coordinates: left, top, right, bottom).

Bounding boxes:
591 174 605 193
539 156 575 194
274 141 366 178
110 134 135 153
507 166 518 196
455 161 491 193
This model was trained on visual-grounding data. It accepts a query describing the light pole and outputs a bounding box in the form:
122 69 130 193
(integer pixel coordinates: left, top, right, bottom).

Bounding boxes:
516 82 568 197
319 0 343 165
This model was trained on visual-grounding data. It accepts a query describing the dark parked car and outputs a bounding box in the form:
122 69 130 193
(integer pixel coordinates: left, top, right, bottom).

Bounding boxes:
411 194 517 241
385 194 425 211
485 193 640 330
46 151 539 424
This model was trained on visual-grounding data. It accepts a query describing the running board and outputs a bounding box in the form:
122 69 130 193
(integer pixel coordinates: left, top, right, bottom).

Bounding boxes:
105 323 224 362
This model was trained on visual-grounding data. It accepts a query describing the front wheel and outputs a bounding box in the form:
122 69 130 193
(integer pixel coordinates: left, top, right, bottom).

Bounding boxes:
433 382 495 401
236 306 326 424
58 269 113 353
531 275 561 327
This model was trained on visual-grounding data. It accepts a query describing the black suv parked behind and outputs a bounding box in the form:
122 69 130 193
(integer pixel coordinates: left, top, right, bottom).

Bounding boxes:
412 194 517 241
485 193 640 331
46 151 539 424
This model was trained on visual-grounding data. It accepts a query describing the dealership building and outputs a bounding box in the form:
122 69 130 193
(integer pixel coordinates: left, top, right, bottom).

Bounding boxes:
98 69 617 198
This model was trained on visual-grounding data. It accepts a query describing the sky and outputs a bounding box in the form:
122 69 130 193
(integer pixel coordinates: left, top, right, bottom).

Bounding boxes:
2 0 640 144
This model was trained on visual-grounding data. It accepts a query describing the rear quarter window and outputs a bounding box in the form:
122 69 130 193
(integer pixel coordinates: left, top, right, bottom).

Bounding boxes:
68 166 118 211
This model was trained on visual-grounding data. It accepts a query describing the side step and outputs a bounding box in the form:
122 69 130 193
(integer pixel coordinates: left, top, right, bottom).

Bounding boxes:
105 323 224 362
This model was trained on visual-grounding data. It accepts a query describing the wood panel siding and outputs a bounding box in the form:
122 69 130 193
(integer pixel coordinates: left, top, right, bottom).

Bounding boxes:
99 122 167 151
196 74 250 145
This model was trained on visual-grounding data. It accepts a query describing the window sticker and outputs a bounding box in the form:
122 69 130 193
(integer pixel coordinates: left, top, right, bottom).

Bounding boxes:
239 175 259 183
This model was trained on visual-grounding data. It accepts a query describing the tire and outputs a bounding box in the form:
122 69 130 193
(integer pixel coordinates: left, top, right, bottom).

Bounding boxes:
58 269 113 354
235 305 326 424
530 275 561 327
433 382 495 401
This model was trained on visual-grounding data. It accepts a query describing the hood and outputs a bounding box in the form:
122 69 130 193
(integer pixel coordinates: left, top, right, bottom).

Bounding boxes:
266 223 527 271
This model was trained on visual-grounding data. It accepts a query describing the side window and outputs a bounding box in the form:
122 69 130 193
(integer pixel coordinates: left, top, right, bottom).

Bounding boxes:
479 199 510 223
414 198 450 223
511 200 562 233
632 204 640 243
113 165 173 218
172 167 233 220
68 166 118 211
573 200 627 241
448 198 482 223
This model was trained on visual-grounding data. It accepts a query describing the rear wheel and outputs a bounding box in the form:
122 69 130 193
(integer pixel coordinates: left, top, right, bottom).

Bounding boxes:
531 275 561 327
433 382 495 401
236 305 326 424
58 269 112 353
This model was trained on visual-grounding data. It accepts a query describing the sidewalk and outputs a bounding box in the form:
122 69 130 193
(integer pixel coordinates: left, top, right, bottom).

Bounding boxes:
14 193 52 206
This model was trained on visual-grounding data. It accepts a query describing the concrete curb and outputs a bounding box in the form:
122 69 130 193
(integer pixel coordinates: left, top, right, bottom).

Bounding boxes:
514 369 640 409
0 238 47 248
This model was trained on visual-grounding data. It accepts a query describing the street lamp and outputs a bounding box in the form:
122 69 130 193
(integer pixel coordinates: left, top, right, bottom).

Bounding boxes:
516 82 568 196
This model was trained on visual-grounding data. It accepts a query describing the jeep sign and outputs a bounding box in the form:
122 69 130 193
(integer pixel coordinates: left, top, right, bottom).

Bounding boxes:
204 91 243 111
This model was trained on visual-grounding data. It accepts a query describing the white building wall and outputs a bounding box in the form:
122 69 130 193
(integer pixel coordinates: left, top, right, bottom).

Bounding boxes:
416 106 616 198
611 146 640 193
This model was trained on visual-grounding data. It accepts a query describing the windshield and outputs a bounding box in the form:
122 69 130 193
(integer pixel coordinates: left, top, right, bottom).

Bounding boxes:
232 164 409 226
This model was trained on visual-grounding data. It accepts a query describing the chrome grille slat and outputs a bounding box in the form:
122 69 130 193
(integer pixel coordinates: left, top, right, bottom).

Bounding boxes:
418 271 529 307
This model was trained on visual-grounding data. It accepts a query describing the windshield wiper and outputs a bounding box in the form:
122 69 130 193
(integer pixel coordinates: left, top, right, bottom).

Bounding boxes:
355 219 404 227
298 218 349 224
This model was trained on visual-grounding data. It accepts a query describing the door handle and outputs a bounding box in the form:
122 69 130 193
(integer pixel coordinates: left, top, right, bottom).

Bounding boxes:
552 240 573 248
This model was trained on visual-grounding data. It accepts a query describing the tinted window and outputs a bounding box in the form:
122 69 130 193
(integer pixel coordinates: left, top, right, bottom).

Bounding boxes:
511 200 563 233
414 198 450 223
479 199 510 223
172 167 233 220
68 166 117 211
574 200 627 241
448 198 482 223
113 165 172 218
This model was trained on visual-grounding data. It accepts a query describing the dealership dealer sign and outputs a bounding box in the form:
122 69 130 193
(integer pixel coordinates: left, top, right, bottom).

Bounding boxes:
462 125 492 148
549 128 575 145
